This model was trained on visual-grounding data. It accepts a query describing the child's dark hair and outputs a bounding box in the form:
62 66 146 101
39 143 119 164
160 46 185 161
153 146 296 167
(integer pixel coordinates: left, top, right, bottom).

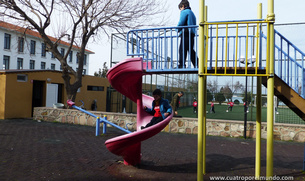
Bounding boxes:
152 89 162 96
178 0 190 9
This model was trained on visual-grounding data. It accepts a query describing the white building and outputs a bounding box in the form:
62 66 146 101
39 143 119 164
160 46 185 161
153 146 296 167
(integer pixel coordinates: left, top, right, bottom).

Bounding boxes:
0 21 93 74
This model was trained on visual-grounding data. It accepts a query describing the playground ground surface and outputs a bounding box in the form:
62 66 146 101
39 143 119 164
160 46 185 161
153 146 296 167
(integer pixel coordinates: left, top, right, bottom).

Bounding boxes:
1 118 305 181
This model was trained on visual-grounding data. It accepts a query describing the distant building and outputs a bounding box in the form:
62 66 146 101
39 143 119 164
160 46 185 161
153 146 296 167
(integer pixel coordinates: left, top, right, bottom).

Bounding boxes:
0 21 101 119
0 70 110 119
0 21 93 74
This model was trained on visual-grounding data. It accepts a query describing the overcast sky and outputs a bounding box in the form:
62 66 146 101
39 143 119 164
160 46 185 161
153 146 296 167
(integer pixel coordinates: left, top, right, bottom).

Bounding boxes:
88 0 305 75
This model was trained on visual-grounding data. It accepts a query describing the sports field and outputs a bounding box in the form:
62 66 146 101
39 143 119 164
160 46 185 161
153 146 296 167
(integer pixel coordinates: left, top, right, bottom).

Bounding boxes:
177 104 305 125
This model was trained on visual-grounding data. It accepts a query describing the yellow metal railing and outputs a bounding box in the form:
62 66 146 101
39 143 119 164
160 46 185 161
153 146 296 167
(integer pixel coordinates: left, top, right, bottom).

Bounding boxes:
202 20 270 77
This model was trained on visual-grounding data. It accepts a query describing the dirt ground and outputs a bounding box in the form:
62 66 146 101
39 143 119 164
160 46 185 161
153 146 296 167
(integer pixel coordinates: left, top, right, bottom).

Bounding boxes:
0 119 304 181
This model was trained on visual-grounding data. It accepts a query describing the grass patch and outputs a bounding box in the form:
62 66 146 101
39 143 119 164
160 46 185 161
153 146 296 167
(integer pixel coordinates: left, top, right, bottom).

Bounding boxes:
177 104 305 124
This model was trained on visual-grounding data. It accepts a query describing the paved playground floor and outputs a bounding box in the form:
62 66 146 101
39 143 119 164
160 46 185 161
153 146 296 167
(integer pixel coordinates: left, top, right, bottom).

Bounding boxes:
0 119 304 181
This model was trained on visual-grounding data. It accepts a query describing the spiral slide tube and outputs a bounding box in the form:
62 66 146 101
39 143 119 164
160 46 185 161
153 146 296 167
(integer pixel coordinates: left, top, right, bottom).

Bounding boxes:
105 57 173 165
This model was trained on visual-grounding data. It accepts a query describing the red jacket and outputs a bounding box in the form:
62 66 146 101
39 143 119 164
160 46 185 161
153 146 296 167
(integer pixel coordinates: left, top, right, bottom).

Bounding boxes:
193 101 197 107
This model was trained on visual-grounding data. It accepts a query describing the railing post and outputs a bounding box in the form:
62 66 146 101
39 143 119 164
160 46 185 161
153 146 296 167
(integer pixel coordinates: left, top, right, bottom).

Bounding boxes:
303 64 305 98
209 26 213 68
103 115 107 134
95 117 100 136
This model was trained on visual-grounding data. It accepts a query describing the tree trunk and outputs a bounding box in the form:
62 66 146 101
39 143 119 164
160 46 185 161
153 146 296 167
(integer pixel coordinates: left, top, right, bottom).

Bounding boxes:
62 70 82 104
66 86 78 102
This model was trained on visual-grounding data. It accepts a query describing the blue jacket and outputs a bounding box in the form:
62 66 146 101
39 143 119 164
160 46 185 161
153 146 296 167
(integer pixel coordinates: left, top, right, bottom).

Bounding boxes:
145 98 172 119
177 7 197 35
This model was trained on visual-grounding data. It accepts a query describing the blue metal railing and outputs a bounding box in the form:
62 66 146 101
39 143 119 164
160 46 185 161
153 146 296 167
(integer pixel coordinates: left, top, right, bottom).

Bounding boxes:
127 20 269 76
262 30 305 98
127 25 199 72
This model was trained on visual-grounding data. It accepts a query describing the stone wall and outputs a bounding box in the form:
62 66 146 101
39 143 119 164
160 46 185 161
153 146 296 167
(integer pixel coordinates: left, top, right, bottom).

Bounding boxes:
33 107 305 142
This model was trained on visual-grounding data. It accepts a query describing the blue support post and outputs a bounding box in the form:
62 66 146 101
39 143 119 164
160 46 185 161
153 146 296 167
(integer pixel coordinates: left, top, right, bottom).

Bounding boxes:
103 115 107 134
96 117 100 136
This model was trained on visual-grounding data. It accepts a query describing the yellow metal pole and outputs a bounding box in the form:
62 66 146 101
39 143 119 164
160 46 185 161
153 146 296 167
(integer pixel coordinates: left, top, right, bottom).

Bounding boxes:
203 5 208 174
255 3 262 180
267 0 275 179
224 24 228 74
198 0 206 180
245 24 249 74
234 25 238 74
215 25 218 73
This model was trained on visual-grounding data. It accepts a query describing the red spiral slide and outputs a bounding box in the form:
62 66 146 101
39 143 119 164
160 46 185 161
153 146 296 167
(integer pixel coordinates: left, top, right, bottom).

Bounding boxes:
105 57 173 166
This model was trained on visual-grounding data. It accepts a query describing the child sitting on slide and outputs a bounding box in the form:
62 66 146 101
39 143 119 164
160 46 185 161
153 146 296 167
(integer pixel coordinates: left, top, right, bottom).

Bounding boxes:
141 89 172 129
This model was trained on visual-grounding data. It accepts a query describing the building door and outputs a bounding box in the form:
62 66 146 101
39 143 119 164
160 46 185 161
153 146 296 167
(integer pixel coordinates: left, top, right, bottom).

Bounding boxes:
32 80 44 116
46 84 58 107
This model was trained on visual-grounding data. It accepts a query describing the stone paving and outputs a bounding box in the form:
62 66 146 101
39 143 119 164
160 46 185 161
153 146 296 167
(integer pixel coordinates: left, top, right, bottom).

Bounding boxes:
0 119 304 181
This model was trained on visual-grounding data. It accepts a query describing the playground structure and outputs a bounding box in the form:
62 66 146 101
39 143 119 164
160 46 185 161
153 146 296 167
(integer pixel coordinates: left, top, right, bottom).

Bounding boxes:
67 0 305 180
123 1 305 180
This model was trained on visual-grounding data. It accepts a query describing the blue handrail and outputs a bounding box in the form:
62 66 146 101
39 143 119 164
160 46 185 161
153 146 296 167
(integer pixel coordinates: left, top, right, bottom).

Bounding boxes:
262 30 305 98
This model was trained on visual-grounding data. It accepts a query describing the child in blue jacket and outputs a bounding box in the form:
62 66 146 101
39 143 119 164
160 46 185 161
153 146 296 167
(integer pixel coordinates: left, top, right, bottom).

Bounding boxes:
141 89 172 129
177 0 198 68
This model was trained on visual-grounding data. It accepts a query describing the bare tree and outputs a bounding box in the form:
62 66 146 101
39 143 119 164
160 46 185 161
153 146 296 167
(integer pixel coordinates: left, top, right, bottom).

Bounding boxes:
0 0 167 101
222 83 233 101
207 79 218 94
233 81 244 94
94 62 108 78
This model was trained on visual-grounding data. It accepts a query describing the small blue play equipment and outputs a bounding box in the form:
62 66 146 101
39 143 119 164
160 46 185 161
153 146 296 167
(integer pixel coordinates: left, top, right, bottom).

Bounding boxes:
67 100 131 136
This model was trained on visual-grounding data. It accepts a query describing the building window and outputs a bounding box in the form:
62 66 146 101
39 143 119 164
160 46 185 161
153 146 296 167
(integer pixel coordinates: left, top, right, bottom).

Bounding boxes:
17 58 23 69
30 40 36 55
69 51 73 62
51 63 55 70
3 55 10 69
51 53 55 59
41 43 46 57
76 52 79 63
84 54 87 65
41 62 46 69
60 65 62 70
87 86 104 91
4 33 11 50
83 69 86 75
18 37 24 52
60 48 65 56
30 60 35 69
17 74 28 82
